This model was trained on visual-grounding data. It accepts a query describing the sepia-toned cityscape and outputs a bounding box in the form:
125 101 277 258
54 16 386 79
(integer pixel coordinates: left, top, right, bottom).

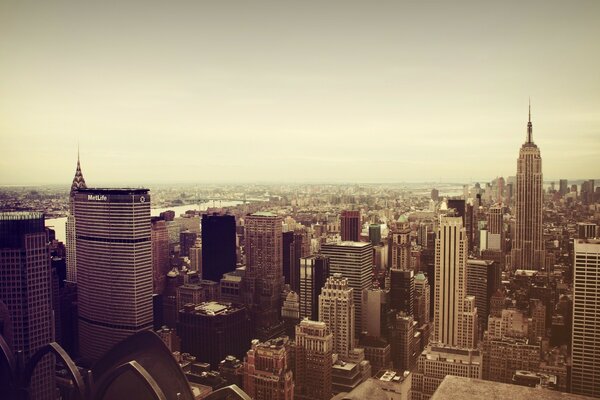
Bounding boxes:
1 1 600 400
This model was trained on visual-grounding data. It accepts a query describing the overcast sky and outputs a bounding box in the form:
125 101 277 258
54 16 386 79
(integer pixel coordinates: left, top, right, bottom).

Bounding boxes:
1 0 599 185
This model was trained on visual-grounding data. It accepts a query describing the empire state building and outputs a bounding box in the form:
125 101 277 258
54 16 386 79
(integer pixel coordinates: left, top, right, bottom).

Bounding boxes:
511 104 545 270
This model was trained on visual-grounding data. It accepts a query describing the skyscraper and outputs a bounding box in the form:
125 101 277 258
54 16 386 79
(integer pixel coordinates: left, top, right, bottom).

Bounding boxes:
511 105 545 270
75 188 153 362
433 216 478 349
242 212 285 340
319 274 355 357
244 337 294 400
340 210 360 242
151 216 169 295
295 319 333 400
414 272 430 324
201 213 236 282
389 228 411 270
321 241 372 337
299 255 330 321
66 151 87 283
389 269 414 315
571 239 600 397
0 212 55 399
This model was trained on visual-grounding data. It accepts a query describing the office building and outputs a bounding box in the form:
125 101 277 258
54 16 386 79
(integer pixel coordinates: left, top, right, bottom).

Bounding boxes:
389 228 411 270
466 259 500 330
282 231 295 287
178 302 250 369
179 230 197 258
295 319 333 400
151 216 170 295
414 272 430 324
319 274 355 357
577 222 597 240
340 210 361 242
242 212 285 340
412 346 482 400
299 255 330 321
321 241 372 337
66 152 87 283
433 216 478 349
559 179 568 196
74 188 153 362
369 224 382 245
390 269 414 316
244 337 294 400
362 283 387 338
201 213 236 282
388 312 418 372
0 212 55 399
571 239 600 397
511 105 545 270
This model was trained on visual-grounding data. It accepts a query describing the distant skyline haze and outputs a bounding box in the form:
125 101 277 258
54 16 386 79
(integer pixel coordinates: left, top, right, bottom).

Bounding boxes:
1 1 599 185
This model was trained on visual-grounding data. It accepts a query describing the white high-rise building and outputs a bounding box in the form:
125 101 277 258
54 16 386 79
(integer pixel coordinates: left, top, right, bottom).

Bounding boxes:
75 188 153 362
318 273 355 357
571 239 600 397
432 216 477 349
321 241 372 337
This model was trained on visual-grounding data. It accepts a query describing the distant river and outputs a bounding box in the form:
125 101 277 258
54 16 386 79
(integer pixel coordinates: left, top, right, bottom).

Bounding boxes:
45 200 243 243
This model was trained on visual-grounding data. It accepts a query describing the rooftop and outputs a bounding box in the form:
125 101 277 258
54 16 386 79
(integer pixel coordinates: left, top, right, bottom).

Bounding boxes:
77 188 149 194
431 376 593 400
249 211 278 217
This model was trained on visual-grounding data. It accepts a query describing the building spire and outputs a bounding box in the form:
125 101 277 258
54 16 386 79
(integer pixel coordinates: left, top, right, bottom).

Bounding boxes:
527 98 533 143
70 147 87 196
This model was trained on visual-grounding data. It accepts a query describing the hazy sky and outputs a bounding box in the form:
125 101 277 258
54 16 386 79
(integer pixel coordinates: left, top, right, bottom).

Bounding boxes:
1 0 599 185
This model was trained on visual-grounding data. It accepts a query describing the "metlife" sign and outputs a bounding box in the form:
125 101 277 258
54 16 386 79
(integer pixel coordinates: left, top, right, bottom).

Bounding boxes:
87 194 108 201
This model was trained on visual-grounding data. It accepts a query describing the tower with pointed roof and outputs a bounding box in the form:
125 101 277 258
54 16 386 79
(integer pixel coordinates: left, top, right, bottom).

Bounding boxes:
66 149 87 282
511 103 545 270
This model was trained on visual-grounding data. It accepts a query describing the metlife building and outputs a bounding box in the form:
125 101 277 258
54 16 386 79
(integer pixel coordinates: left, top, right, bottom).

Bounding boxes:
73 188 152 363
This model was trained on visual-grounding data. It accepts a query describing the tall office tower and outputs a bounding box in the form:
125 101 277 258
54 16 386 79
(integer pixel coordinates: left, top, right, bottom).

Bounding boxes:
417 224 429 248
320 242 372 337
369 224 382 245
578 222 598 239
151 216 170 294
66 152 87 282
414 273 430 324
282 231 295 286
295 319 333 400
244 337 294 400
581 180 595 205
433 216 478 349
559 179 568 196
389 228 411 270
0 212 55 399
412 346 482 400
389 269 414 315
299 255 330 321
485 207 503 252
189 243 202 273
201 213 236 282
340 210 361 242
362 283 387 338
529 298 546 343
281 291 300 339
571 239 600 397
466 259 500 330
388 312 418 372
292 230 311 291
242 212 284 341
431 188 440 202
177 302 250 369
318 274 355 357
465 201 475 252
179 230 197 257
75 188 152 362
511 105 545 270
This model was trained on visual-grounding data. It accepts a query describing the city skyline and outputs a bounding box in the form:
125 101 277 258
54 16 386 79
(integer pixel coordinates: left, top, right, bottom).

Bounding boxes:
1 1 599 185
